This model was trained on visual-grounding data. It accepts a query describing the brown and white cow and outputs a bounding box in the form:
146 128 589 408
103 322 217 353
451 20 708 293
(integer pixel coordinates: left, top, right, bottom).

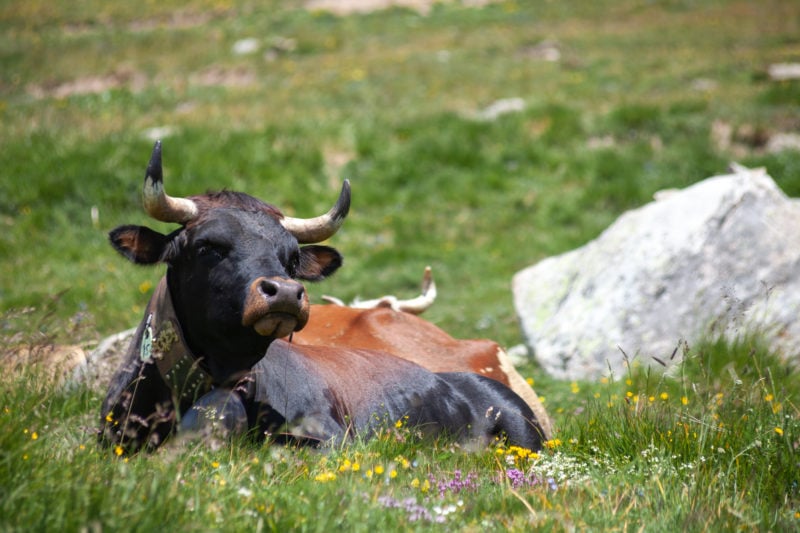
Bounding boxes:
100 142 545 452
297 270 552 439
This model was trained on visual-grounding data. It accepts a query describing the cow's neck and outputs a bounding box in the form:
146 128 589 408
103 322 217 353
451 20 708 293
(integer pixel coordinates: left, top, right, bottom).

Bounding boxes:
165 271 276 381
141 277 213 401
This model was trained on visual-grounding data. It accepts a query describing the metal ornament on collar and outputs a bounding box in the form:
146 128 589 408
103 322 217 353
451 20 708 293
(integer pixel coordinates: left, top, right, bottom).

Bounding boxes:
140 313 153 361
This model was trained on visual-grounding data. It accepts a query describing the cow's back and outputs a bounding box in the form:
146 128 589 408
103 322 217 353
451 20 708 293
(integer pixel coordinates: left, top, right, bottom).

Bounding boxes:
297 306 504 379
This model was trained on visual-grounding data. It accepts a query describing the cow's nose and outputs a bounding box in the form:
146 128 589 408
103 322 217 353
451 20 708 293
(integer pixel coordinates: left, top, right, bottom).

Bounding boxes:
257 278 305 303
242 276 310 336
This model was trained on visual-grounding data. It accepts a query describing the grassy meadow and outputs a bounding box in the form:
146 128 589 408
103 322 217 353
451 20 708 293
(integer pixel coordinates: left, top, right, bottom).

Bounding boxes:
1 0 799 530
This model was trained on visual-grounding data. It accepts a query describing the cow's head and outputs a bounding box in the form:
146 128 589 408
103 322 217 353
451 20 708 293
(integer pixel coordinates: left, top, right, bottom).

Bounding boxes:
109 141 348 381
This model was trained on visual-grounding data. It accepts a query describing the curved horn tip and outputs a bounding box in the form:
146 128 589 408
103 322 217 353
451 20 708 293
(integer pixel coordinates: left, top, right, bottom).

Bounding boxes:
146 140 163 184
421 266 434 292
335 179 351 220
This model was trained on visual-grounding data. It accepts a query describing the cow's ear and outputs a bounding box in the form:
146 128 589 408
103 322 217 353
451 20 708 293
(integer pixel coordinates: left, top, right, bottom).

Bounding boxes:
109 225 171 265
296 245 342 281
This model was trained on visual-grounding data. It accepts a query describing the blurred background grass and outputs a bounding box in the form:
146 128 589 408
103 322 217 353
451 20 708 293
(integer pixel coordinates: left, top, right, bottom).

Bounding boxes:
1 0 799 350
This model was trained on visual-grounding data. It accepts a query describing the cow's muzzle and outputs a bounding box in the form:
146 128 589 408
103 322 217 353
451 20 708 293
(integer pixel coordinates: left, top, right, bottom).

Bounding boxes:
241 277 310 338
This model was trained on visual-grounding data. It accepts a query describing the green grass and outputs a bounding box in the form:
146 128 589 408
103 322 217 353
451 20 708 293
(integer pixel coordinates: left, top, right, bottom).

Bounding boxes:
2 0 800 530
2 309 798 530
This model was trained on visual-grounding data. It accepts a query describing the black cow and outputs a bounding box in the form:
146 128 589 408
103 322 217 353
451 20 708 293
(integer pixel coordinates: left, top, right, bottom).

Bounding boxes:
100 141 544 452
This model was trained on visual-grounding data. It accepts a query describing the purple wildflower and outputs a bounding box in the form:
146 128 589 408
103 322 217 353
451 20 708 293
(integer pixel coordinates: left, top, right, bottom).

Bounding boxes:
376 495 442 523
430 469 479 498
506 468 525 489
502 468 551 489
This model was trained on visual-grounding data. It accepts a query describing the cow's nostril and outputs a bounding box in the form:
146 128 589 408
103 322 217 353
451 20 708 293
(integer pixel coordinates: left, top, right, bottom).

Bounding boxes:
296 287 305 301
259 280 278 297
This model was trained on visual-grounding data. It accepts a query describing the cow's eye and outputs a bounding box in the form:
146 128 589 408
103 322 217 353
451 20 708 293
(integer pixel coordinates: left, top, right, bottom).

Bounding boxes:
196 241 228 262
287 251 300 276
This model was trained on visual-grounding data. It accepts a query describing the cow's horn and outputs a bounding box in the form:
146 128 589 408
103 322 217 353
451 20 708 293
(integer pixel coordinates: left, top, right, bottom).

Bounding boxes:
394 266 437 314
142 141 199 224
281 180 351 243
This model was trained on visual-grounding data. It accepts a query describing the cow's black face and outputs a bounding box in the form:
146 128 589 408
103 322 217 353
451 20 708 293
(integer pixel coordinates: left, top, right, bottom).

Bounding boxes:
110 204 342 381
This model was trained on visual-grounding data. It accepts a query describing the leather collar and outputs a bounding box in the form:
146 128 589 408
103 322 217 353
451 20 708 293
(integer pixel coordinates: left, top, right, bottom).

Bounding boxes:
140 277 213 403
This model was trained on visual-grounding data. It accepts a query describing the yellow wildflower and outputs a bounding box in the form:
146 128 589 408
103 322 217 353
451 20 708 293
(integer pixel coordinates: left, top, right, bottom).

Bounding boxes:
114 446 124 457
314 471 336 482
507 445 535 461
774 427 784 436
681 396 689 406
660 392 669 401
421 479 430 493
544 439 562 449
765 393 774 402
374 465 385 475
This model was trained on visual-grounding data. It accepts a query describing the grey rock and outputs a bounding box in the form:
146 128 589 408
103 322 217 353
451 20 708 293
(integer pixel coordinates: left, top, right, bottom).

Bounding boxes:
513 165 800 380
